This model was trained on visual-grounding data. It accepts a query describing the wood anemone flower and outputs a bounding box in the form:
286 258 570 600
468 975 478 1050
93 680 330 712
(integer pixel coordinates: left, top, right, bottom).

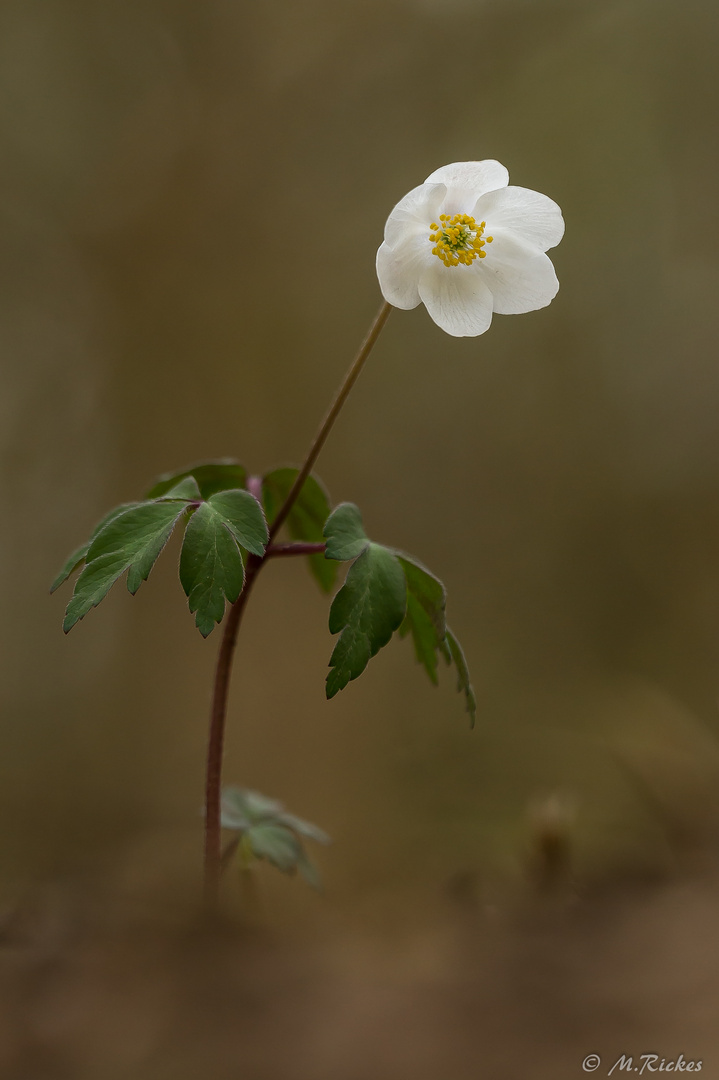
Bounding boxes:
376 160 564 337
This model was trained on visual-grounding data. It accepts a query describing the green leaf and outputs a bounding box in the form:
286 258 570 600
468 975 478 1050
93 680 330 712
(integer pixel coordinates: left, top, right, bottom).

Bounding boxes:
246 824 323 887
50 544 89 594
397 555 447 685
323 502 369 562
156 475 202 501
396 555 475 723
207 490 268 557
146 460 247 500
326 542 406 698
221 787 283 830
50 502 141 593
221 786 328 889
179 491 267 635
263 467 336 592
246 824 302 873
397 556 446 636
442 627 477 727
277 811 330 845
222 787 329 843
179 504 245 637
63 502 189 632
295 848 322 890
400 592 441 685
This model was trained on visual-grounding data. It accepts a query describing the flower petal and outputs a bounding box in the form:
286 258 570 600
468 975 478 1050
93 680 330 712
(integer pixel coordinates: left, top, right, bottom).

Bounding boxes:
424 161 509 214
479 229 559 315
384 182 445 248
418 263 494 337
475 185 565 252
376 239 427 309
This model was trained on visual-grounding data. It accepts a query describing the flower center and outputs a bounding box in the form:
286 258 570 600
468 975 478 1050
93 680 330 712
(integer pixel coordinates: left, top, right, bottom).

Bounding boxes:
429 213 493 268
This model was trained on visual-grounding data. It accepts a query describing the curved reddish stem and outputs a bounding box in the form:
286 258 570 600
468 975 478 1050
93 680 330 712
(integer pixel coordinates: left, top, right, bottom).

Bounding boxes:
203 300 391 906
203 554 261 904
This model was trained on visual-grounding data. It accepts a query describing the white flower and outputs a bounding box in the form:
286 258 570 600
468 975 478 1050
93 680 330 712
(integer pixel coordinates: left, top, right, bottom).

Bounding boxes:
376 161 564 337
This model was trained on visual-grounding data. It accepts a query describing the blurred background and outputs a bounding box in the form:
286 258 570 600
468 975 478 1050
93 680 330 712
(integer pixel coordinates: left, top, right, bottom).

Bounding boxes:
2 0 719 1075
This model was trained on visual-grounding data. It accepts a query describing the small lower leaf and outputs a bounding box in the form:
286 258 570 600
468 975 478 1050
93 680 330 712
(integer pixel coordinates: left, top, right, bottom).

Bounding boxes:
278 811 330 845
221 786 284 830
296 849 322 890
221 785 328 889
247 824 302 873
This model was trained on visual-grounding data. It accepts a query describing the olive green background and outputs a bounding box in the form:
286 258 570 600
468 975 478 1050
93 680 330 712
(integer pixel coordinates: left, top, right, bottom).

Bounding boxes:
2 0 719 921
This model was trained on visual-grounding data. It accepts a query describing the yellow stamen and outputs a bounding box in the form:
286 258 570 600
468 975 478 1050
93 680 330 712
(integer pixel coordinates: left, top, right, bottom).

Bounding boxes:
429 213 491 268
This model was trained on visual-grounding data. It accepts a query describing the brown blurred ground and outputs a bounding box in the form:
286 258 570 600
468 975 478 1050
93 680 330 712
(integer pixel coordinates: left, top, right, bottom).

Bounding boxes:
2 863 719 1079
2 0 719 1073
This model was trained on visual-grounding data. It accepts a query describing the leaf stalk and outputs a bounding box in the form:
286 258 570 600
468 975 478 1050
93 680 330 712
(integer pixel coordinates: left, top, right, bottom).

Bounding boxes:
266 541 326 558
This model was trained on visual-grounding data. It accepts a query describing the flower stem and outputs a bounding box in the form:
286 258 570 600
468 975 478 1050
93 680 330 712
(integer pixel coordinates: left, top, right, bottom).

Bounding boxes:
203 298 392 907
268 300 392 540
